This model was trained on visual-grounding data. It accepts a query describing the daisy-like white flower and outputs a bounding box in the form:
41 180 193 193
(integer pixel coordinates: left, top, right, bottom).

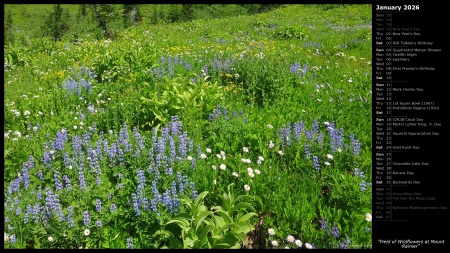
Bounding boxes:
244 184 250 191
295 240 303 248
73 125 77 130
48 236 54 242
220 151 225 157
327 154 333 159
200 153 207 159
247 168 253 173
267 124 273 129
212 165 217 170
258 156 264 161
24 110 31 116
337 148 342 153
257 160 262 165
248 172 255 178
268 141 275 149
216 154 222 159
324 162 331 166
271 240 278 247
206 148 212 153
213 180 216 185
365 213 372 222
232 172 239 177
277 150 284 155
255 169 261 175
285 246 290 249
268 228 276 236
305 243 313 249
324 121 330 126
286 235 295 243
80 122 84 126
348 78 353 83
13 131 22 138
219 164 226 170
187 156 193 161
84 229 90 236
243 147 249 153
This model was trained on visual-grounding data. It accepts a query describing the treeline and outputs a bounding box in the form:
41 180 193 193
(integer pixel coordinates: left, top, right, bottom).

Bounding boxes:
4 4 283 46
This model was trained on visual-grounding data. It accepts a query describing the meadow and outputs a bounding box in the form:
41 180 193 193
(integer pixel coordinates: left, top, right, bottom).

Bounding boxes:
4 4 373 249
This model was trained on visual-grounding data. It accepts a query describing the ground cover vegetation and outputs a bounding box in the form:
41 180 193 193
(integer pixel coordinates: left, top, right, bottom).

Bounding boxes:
4 4 372 249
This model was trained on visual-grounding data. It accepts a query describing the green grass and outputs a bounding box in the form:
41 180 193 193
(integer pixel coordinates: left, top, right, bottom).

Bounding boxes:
4 4 372 249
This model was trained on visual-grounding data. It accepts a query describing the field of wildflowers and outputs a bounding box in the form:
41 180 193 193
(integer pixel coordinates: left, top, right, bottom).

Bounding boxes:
4 4 372 249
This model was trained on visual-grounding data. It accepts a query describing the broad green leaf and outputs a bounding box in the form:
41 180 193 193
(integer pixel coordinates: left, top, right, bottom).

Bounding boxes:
194 210 213 232
215 210 233 225
237 212 258 223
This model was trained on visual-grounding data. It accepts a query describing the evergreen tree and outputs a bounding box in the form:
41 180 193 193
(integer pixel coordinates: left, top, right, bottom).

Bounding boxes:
41 4 70 42
182 4 195 22
122 4 142 28
4 10 14 45
91 4 114 38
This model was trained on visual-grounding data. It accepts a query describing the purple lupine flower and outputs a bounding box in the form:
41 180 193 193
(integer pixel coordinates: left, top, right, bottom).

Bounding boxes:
9 234 16 244
293 121 304 142
54 129 68 151
332 223 339 239
63 175 71 191
32 203 40 224
320 217 329 233
201 66 208 78
353 168 364 178
312 156 321 171
197 144 202 158
312 119 319 134
110 203 117 213
67 206 74 228
36 187 42 200
178 132 187 159
72 135 83 164
190 182 198 200
24 204 32 224
16 206 22 215
96 199 102 212
169 136 176 163
52 193 64 221
79 170 87 191
87 103 95 113
42 151 52 168
177 172 185 194
63 152 71 168
96 176 101 185
340 241 347 249
131 193 140 216
54 170 63 191
162 190 172 211
44 188 55 219
22 166 31 190
38 170 44 181
317 132 323 145
170 115 181 136
96 220 102 227
83 211 90 226
126 238 134 249
117 148 124 166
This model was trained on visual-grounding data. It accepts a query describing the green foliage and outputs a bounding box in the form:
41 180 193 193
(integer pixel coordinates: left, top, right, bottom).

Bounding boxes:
4 4 372 249
4 10 15 45
272 25 310 40
139 75 224 131
164 184 257 249
41 4 70 42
